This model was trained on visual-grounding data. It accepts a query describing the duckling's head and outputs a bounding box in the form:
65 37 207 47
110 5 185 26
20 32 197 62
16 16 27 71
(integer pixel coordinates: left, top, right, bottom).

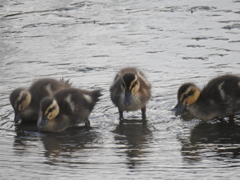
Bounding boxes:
121 73 140 106
10 88 32 123
175 83 200 116
38 97 59 129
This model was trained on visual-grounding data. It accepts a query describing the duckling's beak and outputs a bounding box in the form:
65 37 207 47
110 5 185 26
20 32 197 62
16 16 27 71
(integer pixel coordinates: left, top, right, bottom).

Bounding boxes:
39 115 49 129
14 110 21 124
124 90 132 106
175 102 186 116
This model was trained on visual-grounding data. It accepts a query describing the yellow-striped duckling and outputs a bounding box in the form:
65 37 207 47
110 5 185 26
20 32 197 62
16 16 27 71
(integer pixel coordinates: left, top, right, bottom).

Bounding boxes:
38 88 102 132
110 67 151 122
175 75 240 122
10 78 71 124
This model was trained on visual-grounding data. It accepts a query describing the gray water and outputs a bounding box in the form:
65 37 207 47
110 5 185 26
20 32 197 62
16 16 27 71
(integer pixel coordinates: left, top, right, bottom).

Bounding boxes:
1 0 240 179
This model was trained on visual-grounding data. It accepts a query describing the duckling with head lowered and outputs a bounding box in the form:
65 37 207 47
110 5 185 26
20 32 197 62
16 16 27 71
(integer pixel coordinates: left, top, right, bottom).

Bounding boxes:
175 75 240 122
38 88 102 132
10 78 71 124
110 67 151 122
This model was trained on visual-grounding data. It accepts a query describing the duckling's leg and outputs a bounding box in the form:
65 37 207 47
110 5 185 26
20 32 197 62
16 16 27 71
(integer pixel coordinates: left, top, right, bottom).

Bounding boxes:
141 106 146 119
229 114 235 123
85 119 91 127
118 108 124 123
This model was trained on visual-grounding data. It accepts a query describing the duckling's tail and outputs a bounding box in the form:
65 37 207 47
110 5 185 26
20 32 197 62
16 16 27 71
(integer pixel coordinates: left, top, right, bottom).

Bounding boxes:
91 89 102 103
60 78 72 87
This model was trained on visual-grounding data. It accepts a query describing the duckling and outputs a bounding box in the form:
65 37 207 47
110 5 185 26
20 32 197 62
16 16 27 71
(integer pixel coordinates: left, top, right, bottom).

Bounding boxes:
38 88 102 132
10 78 71 124
110 67 151 122
175 75 240 122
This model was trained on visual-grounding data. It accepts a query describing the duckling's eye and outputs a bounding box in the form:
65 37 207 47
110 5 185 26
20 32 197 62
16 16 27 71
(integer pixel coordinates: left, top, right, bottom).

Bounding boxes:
183 90 194 99
133 82 137 86
16 101 23 111
16 93 27 108
47 106 55 114
188 90 194 96
22 93 27 99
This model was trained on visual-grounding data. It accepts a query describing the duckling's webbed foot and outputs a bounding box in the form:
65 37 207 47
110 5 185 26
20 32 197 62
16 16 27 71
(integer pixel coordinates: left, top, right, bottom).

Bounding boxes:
141 106 146 120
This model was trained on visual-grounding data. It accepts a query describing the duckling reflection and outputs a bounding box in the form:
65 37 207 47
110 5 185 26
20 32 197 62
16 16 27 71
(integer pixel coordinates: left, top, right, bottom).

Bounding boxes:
112 120 152 169
180 121 240 163
13 123 41 156
13 125 99 162
40 127 99 161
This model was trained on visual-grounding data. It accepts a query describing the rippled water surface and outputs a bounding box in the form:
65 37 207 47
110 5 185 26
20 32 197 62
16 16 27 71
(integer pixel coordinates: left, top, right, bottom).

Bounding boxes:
1 0 240 179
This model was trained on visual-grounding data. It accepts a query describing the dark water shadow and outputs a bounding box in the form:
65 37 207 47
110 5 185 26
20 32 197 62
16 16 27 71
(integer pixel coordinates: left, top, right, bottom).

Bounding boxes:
112 119 152 169
13 122 40 156
13 123 100 165
180 121 240 164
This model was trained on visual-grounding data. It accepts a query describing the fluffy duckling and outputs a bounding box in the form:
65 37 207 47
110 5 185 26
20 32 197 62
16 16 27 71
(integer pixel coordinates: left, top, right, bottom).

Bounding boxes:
175 75 240 122
110 67 151 122
38 88 101 132
10 78 71 124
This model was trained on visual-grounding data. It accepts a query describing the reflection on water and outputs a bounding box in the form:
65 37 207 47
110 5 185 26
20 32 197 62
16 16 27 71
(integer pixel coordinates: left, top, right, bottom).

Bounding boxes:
1 0 240 179
181 121 240 164
112 120 152 169
41 127 100 166
14 124 100 165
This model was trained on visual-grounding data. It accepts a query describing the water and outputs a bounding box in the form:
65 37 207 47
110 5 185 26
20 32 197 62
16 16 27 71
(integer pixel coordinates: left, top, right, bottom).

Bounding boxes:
1 0 240 179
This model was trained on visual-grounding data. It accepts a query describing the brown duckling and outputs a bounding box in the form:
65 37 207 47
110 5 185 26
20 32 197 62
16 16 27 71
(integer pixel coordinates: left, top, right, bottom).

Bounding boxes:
38 88 102 132
10 78 71 124
110 67 151 122
175 74 240 122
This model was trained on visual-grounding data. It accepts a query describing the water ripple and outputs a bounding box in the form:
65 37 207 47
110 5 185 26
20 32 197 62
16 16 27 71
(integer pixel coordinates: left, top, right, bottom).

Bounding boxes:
222 24 240 30
1 0 240 179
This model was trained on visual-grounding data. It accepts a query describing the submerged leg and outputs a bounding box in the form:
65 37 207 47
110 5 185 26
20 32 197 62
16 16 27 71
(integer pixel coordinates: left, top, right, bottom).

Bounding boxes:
118 108 124 124
141 106 146 120
229 114 235 123
85 119 91 127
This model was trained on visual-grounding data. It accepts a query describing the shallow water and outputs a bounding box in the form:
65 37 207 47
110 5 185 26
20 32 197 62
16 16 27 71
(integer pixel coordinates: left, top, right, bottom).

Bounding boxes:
1 0 240 179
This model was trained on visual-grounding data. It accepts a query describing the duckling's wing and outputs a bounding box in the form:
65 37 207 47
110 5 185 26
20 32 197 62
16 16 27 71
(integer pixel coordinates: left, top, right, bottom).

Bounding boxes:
202 75 240 114
110 73 121 92
136 69 151 88
28 80 53 106
81 90 102 112
54 91 74 116
28 78 69 106
220 76 240 99
203 75 240 100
